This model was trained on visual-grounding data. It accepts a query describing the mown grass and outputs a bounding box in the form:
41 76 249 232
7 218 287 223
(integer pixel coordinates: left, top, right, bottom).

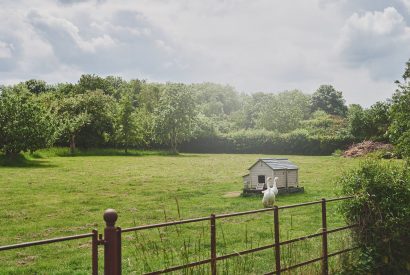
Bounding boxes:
0 149 363 274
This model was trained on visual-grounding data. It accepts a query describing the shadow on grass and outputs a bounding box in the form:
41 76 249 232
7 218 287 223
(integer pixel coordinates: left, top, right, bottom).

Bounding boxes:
39 147 180 158
0 154 56 168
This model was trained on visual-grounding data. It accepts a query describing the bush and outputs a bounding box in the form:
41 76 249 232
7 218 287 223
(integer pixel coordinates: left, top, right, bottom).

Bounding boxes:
180 129 354 155
338 160 410 274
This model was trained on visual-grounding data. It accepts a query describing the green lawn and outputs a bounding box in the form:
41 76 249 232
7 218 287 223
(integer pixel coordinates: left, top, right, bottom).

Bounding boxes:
0 151 362 274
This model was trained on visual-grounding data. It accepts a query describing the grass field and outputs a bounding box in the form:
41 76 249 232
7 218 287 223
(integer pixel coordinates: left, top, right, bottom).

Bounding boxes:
0 149 362 274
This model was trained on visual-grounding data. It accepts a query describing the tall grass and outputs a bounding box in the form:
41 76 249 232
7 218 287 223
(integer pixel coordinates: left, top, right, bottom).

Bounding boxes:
125 201 355 274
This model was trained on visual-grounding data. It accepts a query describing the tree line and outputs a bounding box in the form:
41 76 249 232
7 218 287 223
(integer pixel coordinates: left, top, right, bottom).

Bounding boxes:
1 59 410 157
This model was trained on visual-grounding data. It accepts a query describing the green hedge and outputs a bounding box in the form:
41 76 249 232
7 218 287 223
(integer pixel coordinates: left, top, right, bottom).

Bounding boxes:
180 130 355 155
338 160 410 274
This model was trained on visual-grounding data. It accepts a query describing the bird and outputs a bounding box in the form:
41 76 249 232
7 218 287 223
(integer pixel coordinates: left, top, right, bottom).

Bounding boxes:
262 177 278 207
272 177 279 196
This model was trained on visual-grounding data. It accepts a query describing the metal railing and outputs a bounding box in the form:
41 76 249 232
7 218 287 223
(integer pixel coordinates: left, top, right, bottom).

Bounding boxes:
0 196 357 274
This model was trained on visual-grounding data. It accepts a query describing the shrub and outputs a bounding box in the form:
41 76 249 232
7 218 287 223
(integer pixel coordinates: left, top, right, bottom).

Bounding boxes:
180 130 354 155
338 160 410 274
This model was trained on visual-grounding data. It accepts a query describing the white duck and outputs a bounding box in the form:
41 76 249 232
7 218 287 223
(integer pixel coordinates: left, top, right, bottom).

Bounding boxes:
262 177 279 208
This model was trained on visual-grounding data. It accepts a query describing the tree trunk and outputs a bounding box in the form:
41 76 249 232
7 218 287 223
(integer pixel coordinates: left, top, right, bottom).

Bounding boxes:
171 130 178 153
70 134 76 154
125 133 128 154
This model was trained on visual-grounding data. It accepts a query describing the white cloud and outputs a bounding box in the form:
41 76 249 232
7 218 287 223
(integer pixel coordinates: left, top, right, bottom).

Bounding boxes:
0 41 13 58
337 7 410 80
402 0 410 11
0 0 409 106
28 11 116 53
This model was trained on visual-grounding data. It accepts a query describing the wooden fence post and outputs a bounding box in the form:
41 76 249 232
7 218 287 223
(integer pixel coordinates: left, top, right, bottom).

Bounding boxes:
274 206 281 274
321 199 328 275
210 214 217 275
103 209 121 275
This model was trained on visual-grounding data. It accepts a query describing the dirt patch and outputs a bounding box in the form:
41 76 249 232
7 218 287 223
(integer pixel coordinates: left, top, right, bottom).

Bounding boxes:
223 191 242 198
16 255 37 266
342 141 393 158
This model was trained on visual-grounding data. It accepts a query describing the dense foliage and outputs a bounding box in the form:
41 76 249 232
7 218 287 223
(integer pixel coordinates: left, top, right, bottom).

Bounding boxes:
388 60 410 158
311 85 348 116
0 86 55 156
338 160 410 274
1 59 410 155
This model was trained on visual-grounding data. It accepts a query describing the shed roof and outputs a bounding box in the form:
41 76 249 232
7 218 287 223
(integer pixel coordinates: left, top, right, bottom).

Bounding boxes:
249 158 298 170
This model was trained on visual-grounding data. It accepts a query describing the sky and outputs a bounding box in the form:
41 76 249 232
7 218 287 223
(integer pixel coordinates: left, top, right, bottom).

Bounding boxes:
1 0 410 106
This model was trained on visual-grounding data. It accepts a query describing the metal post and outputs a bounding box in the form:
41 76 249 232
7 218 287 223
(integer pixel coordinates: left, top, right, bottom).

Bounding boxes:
273 206 281 274
92 229 99 275
321 199 328 275
210 214 217 275
117 227 122 275
104 209 121 275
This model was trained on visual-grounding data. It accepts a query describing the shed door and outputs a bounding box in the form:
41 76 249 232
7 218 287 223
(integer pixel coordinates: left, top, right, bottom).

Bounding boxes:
287 170 298 187
275 170 286 188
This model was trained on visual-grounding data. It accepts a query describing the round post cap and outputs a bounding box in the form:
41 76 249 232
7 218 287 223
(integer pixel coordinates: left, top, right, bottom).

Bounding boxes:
103 208 118 227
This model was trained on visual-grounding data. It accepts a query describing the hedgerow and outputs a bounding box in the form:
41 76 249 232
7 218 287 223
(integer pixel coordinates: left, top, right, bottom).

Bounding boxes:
338 160 410 274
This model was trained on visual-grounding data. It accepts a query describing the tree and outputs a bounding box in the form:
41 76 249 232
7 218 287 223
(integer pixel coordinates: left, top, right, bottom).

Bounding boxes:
153 83 197 152
257 90 311 133
114 87 144 153
24 79 48 94
232 93 271 130
388 60 410 158
348 104 369 140
302 110 349 137
191 82 240 117
0 86 55 156
348 102 391 141
366 101 390 140
55 90 116 153
311 85 348 116
55 94 91 154
117 94 134 153
78 74 108 92
138 83 162 112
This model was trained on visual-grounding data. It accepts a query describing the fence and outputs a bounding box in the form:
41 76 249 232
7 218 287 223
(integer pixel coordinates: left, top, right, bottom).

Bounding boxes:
0 196 357 274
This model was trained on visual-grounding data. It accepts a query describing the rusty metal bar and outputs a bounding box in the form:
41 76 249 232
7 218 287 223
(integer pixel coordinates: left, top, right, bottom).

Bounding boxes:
92 229 99 275
273 206 281 275
143 258 212 274
120 197 353 228
103 209 121 275
216 208 273 219
278 200 321 210
210 214 217 275
0 233 93 251
122 216 210 232
148 245 359 275
327 247 358 257
327 224 357 234
321 198 328 275
216 224 358 261
0 197 356 275
143 224 360 274
326 196 354 202
264 246 359 275
265 255 324 274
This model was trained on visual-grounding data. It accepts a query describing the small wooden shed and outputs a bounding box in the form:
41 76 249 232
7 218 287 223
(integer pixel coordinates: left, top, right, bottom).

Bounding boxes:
243 158 303 194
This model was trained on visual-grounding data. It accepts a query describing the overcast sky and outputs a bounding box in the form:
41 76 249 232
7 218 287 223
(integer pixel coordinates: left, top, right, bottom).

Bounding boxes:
1 0 410 106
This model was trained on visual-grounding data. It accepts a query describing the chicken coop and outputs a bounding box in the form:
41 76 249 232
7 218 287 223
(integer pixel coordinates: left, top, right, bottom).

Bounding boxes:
242 158 304 195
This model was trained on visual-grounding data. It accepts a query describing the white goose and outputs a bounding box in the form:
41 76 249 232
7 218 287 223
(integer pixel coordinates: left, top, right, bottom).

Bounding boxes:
262 177 279 208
